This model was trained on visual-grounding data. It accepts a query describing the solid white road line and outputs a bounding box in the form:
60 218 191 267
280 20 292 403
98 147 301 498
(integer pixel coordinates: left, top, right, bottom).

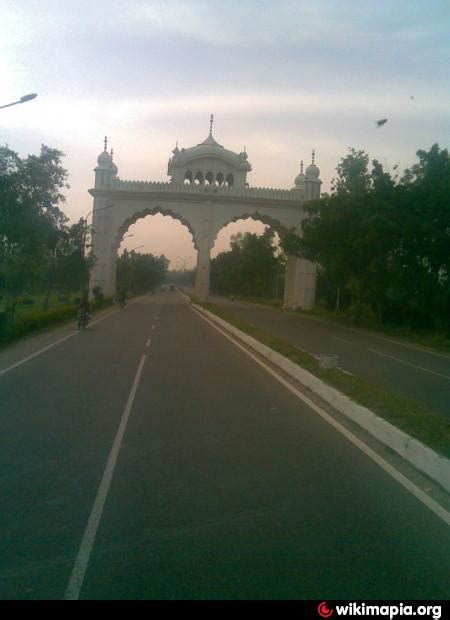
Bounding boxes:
368 348 450 380
151 324 156 331
191 307 450 527
0 330 79 377
338 367 354 376
64 354 147 600
332 336 351 344
368 332 450 360
146 338 151 348
0 307 122 378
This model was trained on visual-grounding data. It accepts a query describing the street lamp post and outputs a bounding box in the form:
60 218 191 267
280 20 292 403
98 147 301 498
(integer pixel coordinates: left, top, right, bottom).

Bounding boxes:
80 204 114 297
176 255 192 271
82 203 114 255
0 93 38 110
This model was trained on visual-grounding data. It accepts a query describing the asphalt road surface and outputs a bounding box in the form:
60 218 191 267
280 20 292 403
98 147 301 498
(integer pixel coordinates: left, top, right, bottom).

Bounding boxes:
0 292 449 600
206 295 450 421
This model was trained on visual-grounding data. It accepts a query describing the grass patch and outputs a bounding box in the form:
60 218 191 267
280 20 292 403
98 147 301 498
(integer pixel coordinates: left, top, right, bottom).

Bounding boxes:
0 296 114 347
227 295 284 308
199 302 450 459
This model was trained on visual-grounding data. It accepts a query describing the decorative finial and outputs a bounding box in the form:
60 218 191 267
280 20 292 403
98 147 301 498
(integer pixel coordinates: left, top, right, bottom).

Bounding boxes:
312 149 315 165
104 136 108 152
110 148 114 160
300 160 304 174
209 114 214 135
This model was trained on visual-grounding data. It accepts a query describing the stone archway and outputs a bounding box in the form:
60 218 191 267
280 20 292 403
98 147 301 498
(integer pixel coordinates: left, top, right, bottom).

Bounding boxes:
89 131 322 307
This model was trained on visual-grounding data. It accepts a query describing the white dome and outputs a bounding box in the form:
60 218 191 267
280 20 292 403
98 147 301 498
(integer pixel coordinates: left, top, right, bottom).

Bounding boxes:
294 172 306 187
97 150 112 168
305 163 320 179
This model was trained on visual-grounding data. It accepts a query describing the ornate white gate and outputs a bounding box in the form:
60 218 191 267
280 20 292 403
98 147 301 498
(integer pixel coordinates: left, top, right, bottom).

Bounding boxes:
89 126 322 307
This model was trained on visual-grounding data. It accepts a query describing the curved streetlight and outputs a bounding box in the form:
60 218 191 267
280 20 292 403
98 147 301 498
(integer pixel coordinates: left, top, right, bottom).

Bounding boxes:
0 93 38 110
176 255 192 271
82 203 114 253
130 245 144 253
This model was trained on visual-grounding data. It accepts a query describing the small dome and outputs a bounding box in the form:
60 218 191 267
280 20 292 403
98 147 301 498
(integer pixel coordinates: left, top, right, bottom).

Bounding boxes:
305 163 320 179
294 172 306 187
97 150 112 168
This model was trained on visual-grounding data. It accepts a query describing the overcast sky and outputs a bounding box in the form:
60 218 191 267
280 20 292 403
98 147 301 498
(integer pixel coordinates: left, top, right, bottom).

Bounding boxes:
1 0 449 267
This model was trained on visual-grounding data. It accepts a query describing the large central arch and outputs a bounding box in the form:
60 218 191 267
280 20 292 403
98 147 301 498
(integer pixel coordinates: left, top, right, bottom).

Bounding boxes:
89 131 322 308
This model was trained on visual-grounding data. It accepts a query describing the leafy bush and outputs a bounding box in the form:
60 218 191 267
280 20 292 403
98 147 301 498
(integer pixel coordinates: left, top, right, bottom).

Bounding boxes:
0 305 77 343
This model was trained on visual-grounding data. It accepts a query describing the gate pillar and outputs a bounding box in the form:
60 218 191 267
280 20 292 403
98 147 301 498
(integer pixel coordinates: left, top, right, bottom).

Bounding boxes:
89 200 117 298
195 239 211 301
283 256 316 309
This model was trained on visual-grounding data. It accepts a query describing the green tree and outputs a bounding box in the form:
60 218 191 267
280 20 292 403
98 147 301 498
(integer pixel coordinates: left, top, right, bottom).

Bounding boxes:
0 144 69 307
211 229 284 298
282 144 450 332
117 251 169 294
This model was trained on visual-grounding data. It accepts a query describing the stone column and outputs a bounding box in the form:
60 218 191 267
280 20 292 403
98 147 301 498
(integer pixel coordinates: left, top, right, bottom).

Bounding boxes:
89 201 117 298
283 256 316 309
194 205 213 301
194 240 211 301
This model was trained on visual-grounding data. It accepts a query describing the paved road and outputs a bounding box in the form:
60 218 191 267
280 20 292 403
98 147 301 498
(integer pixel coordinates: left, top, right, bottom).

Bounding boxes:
205 294 450 420
0 293 449 599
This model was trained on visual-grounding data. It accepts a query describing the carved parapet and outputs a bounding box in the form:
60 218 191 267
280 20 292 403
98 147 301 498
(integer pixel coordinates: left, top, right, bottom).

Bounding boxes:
109 178 304 202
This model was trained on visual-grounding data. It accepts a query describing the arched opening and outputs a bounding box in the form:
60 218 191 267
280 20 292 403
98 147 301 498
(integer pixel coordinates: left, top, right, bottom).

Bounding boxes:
184 170 193 184
226 173 234 187
116 210 197 294
194 171 203 185
216 172 224 186
205 171 214 185
211 216 285 301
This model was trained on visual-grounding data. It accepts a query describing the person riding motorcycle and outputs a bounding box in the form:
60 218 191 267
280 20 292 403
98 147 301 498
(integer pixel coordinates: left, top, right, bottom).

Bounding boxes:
78 296 90 330
117 288 127 308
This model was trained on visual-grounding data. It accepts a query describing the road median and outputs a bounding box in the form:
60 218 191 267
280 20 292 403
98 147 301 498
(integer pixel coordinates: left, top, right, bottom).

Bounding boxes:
191 300 450 494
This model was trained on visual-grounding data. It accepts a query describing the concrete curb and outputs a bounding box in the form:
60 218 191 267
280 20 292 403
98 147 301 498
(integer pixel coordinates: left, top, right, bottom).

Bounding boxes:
192 302 450 494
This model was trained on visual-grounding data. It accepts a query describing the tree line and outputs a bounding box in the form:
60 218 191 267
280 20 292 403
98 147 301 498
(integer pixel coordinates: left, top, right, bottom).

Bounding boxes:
0 144 168 331
211 229 285 300
117 250 168 295
0 144 92 314
211 144 449 334
286 143 449 332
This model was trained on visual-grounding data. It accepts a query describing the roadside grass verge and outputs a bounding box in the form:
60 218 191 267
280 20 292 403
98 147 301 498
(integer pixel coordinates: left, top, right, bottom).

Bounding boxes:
199 302 450 459
0 297 114 348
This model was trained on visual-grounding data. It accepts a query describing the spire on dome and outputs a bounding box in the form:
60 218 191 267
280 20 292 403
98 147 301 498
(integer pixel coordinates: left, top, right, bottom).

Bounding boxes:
305 150 320 180
197 115 223 147
300 160 304 174
104 136 108 152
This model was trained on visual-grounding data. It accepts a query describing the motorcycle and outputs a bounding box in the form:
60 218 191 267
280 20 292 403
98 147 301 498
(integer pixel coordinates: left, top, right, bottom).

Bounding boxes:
78 308 89 330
